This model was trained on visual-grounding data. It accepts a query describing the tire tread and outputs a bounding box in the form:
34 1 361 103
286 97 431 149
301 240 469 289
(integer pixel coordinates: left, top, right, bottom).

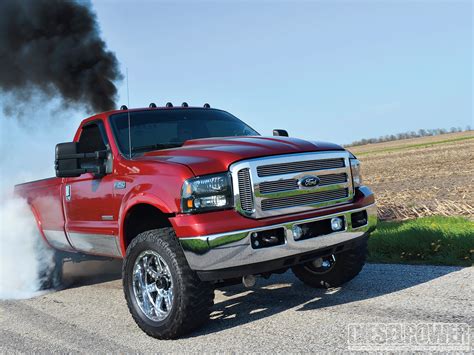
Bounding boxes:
292 238 368 288
123 228 214 339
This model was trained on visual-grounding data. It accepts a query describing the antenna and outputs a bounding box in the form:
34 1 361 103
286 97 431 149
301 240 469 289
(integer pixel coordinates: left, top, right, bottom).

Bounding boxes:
126 68 132 159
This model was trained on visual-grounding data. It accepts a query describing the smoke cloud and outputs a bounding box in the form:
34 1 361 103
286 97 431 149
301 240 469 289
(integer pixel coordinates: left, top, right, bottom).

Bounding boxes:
0 0 122 115
0 112 79 299
0 197 54 299
0 1 123 299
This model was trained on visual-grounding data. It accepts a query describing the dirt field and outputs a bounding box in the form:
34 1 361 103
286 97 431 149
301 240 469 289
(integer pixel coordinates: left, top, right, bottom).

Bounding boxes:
347 131 474 220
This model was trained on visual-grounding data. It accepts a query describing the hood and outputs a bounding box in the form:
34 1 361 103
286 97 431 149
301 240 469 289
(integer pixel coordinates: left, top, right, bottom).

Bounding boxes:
135 136 344 176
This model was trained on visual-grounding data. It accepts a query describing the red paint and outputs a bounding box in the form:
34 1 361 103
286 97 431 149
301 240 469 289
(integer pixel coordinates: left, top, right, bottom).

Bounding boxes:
140 136 344 176
15 177 65 233
14 107 372 259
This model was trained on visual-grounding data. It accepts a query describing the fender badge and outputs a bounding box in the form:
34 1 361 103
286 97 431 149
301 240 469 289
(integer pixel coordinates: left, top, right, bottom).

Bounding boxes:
114 181 126 189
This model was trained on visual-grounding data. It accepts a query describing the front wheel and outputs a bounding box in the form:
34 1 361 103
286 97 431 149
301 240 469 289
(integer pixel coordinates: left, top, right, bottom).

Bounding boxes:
122 228 214 339
292 238 368 288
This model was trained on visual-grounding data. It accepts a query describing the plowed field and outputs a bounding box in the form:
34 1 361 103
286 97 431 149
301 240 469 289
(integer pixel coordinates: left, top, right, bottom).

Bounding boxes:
348 131 474 220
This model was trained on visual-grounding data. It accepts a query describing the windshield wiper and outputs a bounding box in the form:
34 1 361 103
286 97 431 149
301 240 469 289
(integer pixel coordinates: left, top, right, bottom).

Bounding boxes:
131 143 182 153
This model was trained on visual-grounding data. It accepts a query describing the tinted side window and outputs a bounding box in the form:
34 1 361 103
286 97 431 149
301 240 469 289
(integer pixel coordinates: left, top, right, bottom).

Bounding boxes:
78 124 106 153
78 123 107 168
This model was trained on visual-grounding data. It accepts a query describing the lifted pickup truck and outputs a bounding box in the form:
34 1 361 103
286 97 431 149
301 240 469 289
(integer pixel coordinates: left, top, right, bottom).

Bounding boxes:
15 103 376 339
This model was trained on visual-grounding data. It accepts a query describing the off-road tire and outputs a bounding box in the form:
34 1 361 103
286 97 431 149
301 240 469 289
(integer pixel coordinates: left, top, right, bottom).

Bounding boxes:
39 252 63 290
123 228 214 339
292 238 368 289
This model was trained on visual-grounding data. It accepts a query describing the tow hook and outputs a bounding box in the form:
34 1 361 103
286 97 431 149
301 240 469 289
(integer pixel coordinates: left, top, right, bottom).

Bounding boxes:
242 274 256 288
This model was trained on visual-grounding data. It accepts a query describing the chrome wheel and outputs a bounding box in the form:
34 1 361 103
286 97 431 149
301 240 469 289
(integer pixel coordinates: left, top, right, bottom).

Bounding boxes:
133 250 174 322
304 255 336 274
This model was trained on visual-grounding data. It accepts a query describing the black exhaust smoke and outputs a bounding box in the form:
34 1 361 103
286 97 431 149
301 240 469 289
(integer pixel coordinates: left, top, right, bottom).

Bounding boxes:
0 0 122 114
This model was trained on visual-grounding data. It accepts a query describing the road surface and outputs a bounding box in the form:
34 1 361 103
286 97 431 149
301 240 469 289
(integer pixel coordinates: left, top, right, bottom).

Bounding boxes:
0 263 472 352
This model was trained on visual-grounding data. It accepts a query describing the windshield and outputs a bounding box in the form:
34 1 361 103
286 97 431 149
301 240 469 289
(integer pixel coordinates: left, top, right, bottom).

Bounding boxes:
109 108 259 156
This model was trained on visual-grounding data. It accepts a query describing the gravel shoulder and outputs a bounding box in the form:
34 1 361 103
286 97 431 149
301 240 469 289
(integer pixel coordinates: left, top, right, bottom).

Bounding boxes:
0 262 472 352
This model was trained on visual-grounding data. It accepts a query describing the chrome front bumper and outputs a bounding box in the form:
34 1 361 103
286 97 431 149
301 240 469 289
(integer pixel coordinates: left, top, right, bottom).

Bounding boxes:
180 203 377 272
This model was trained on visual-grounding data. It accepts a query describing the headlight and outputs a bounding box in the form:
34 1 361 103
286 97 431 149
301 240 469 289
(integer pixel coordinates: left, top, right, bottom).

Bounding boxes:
181 173 233 213
350 158 362 187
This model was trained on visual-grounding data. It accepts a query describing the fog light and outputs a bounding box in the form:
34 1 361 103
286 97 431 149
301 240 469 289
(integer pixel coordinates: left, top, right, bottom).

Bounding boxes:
251 233 259 247
293 225 303 240
331 217 344 231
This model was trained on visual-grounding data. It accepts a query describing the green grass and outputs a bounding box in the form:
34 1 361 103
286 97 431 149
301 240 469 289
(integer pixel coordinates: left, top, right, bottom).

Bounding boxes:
356 135 474 156
368 216 474 266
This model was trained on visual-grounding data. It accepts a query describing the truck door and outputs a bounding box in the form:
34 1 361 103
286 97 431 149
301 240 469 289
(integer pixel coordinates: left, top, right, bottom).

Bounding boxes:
63 121 122 257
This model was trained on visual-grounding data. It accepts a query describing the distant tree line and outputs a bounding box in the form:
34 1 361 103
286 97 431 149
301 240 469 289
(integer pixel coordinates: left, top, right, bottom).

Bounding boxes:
345 125 472 147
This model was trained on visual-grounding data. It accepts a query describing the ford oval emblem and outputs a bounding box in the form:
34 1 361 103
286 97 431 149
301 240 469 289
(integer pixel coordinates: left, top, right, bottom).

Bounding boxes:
298 175 320 188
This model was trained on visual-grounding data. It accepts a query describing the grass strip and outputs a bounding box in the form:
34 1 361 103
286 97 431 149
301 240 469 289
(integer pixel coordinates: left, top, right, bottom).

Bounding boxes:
355 135 474 156
368 216 474 266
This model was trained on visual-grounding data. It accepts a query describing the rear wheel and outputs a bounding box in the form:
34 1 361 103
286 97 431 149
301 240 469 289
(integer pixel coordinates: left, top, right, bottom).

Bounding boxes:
123 228 214 339
39 252 63 290
292 239 368 288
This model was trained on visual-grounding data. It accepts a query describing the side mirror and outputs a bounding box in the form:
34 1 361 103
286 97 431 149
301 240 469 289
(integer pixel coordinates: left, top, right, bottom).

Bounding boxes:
273 129 289 137
55 142 107 178
55 142 81 177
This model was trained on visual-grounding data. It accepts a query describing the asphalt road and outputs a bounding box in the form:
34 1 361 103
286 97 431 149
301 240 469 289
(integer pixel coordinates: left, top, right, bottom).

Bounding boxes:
0 262 472 352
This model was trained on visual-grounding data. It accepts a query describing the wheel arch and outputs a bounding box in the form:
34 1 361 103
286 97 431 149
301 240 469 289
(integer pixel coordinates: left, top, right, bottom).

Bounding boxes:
119 195 176 255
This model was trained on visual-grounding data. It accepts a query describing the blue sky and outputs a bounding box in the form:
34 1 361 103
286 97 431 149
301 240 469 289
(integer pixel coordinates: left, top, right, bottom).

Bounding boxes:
92 0 472 145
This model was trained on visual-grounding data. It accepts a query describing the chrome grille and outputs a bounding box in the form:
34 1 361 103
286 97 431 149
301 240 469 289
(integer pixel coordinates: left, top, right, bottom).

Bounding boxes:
319 173 347 186
261 188 349 211
231 152 354 218
257 158 345 177
237 168 254 212
259 173 347 194
260 179 298 194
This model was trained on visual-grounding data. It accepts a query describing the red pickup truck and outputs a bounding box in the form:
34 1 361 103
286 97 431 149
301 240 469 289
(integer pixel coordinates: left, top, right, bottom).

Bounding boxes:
15 104 376 339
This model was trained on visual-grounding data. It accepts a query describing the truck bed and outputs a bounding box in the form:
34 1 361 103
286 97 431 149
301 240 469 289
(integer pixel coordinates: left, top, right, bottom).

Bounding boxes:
14 177 71 251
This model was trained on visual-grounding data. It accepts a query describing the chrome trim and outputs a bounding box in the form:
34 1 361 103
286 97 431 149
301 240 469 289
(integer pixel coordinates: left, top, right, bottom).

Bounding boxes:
180 202 377 271
43 229 75 251
65 185 71 202
101 215 114 221
133 250 174 322
260 187 349 211
230 151 354 218
67 232 122 257
237 168 254 213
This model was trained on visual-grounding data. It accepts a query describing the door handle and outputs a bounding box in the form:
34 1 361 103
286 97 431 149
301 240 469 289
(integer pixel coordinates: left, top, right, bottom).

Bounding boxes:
65 185 71 201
